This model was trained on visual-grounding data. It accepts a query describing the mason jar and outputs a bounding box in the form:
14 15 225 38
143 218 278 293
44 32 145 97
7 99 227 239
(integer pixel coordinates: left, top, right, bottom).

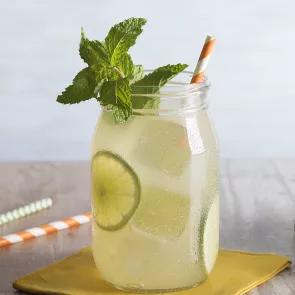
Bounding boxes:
91 72 219 293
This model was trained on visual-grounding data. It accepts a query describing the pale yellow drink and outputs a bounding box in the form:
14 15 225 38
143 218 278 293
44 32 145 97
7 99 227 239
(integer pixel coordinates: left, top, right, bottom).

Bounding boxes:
91 82 219 293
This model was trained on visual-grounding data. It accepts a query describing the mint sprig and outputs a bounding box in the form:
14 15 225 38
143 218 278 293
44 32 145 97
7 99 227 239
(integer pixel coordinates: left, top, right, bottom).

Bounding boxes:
57 17 188 123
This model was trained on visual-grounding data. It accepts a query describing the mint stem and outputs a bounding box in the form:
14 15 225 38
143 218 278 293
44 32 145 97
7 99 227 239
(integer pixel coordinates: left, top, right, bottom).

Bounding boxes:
110 67 125 79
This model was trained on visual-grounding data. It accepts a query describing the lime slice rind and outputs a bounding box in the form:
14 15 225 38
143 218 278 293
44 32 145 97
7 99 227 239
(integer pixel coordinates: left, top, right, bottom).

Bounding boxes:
92 150 141 231
199 198 219 274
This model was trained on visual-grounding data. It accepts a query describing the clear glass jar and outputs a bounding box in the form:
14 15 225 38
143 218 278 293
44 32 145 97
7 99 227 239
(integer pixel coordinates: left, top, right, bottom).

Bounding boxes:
91 72 219 293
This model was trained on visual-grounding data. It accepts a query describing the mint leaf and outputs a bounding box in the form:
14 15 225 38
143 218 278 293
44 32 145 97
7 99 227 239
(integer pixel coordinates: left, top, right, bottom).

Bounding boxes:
116 78 132 110
57 67 96 104
93 79 106 98
105 18 146 65
131 63 188 109
143 97 161 109
99 80 117 106
98 78 132 123
79 28 109 66
99 79 131 109
129 65 144 84
116 53 134 77
133 63 188 91
92 65 118 81
105 105 131 123
91 66 118 98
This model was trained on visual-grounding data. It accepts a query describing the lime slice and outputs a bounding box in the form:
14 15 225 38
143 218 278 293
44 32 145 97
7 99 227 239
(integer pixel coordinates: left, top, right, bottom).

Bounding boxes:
200 198 219 273
133 187 190 240
92 151 141 231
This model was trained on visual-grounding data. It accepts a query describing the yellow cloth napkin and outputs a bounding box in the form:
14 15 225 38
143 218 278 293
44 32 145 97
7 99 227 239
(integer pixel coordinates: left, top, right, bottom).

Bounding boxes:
13 247 291 295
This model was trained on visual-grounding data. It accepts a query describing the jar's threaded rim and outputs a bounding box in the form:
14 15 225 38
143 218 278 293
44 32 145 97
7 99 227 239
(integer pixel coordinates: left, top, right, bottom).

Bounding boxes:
129 71 210 115
130 71 209 99
101 71 210 116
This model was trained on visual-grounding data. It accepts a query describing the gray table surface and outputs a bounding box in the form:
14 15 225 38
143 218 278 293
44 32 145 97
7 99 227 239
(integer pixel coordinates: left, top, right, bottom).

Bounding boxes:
0 160 294 295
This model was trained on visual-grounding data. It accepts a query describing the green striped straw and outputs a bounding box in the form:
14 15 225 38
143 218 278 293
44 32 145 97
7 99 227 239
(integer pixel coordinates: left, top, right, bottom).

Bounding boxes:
0 198 52 225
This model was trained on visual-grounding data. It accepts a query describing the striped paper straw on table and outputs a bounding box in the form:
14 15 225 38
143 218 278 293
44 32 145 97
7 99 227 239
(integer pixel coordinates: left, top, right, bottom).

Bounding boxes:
190 34 216 84
0 198 53 225
0 212 92 248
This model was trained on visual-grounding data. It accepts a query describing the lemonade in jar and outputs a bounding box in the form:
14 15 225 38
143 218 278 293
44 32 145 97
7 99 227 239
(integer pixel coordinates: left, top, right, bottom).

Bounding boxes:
57 17 219 293
91 72 219 292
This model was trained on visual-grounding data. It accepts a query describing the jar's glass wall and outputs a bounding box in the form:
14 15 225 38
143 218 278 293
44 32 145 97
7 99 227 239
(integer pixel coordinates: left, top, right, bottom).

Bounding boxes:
91 75 219 293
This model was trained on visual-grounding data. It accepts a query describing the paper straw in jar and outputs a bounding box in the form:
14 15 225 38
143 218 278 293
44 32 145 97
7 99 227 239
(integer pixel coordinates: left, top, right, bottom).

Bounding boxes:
190 34 216 84
0 198 53 226
0 212 92 248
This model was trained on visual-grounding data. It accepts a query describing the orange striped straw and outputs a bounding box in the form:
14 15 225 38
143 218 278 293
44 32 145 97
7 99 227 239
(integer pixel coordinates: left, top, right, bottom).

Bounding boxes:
190 34 216 84
0 212 92 248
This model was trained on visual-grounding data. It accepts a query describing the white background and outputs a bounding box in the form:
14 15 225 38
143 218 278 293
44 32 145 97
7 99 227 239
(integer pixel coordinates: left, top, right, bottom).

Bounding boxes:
1 0 294 160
